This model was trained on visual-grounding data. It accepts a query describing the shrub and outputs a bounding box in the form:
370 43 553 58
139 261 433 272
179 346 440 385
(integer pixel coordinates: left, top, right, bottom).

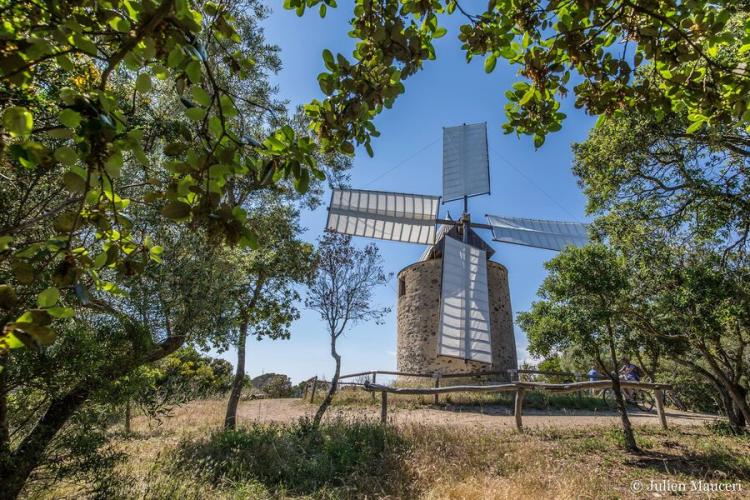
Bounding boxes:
170 417 409 496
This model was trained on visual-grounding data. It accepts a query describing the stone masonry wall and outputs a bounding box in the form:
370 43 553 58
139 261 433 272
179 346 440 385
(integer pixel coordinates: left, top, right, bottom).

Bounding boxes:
396 258 517 382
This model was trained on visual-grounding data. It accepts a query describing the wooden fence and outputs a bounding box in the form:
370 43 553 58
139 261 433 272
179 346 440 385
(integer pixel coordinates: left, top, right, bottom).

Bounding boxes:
361 380 673 431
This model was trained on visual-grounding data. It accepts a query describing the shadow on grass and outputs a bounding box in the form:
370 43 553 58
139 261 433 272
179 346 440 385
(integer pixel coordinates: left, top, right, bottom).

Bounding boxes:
628 449 750 480
169 417 414 498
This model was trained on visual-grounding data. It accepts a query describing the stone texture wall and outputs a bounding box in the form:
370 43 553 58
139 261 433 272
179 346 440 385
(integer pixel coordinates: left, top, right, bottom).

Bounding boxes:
396 258 517 381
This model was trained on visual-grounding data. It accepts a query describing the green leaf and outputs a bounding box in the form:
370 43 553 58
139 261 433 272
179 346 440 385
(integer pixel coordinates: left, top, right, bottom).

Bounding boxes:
161 201 192 219
294 168 310 194
58 109 82 128
37 287 60 308
191 86 211 106
185 107 206 121
185 61 202 83
0 235 12 252
149 245 163 263
3 106 33 137
72 34 98 56
533 134 545 148
239 229 258 249
104 152 123 177
484 53 497 73
47 306 74 319
135 73 152 92
322 49 335 71
62 171 87 192
2 332 24 350
54 146 77 165
519 86 535 105
109 16 131 32
685 119 705 134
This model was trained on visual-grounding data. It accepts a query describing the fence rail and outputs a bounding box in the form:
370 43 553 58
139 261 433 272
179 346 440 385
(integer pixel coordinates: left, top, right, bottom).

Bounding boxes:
361 380 672 431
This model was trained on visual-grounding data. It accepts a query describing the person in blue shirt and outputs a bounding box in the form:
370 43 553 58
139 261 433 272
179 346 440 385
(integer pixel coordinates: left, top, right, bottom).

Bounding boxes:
619 357 643 403
587 367 602 382
619 357 641 382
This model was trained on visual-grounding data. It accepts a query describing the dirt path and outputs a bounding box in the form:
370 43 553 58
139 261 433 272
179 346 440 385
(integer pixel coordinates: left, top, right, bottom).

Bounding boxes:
236 398 720 430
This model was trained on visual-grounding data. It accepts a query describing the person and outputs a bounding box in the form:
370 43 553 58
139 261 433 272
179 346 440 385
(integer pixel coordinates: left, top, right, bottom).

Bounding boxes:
619 357 642 403
587 366 602 381
587 366 602 396
619 357 641 382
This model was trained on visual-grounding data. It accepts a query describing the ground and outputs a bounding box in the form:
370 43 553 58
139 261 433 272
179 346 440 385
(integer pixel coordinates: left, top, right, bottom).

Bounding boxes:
233 397 719 430
29 395 750 499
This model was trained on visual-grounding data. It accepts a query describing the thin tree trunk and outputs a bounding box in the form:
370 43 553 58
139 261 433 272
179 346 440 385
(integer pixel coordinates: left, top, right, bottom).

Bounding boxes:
124 400 132 434
224 319 248 430
0 357 10 456
313 333 341 428
608 335 638 452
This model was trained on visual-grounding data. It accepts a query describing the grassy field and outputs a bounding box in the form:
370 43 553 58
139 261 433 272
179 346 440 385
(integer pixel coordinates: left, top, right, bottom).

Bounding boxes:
27 397 750 499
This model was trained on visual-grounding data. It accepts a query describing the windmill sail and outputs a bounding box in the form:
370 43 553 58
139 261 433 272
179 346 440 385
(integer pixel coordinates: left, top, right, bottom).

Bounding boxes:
442 123 490 202
326 188 440 244
486 214 589 251
437 236 492 364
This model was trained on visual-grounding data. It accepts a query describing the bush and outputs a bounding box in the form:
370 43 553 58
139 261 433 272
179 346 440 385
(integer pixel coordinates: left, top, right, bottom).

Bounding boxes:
171 417 409 496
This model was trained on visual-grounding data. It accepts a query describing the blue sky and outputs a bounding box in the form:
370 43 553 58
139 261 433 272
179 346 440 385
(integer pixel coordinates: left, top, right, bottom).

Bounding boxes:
213 4 596 384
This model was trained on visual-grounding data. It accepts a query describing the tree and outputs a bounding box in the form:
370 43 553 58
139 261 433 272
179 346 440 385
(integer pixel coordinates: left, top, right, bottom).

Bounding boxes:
624 244 750 432
116 346 232 432
222 201 316 429
305 233 389 428
287 1 750 151
573 110 750 257
251 373 294 398
0 0 321 356
0 226 241 497
517 244 640 451
0 1 329 495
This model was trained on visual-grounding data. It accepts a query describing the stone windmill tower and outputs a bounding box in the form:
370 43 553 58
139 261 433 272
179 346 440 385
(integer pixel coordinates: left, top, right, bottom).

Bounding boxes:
325 123 589 379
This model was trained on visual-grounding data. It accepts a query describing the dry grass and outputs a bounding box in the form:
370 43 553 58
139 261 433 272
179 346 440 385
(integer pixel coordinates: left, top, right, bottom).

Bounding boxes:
329 385 609 411
29 398 750 499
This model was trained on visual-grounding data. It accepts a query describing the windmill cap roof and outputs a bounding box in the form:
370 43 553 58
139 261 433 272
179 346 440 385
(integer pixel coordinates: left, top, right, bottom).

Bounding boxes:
419 223 495 262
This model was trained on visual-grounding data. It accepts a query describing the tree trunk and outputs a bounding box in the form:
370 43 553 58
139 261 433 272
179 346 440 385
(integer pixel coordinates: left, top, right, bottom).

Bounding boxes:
124 400 132 434
224 319 248 430
697 345 750 426
1 357 10 457
313 333 341 428
608 336 639 452
0 334 186 499
0 386 90 499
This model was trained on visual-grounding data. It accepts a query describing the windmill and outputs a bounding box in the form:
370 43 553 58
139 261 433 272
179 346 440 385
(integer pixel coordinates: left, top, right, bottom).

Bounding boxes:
324 123 589 372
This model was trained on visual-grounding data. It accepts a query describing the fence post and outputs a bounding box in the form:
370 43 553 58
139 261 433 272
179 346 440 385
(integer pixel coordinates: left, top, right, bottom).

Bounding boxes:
371 372 377 402
303 381 308 400
514 388 525 432
380 391 388 424
309 376 318 403
575 373 582 400
654 389 668 430
433 373 441 405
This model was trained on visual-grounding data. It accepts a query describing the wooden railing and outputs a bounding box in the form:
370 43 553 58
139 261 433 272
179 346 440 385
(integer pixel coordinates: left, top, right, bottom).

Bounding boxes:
304 369 587 405
361 380 673 431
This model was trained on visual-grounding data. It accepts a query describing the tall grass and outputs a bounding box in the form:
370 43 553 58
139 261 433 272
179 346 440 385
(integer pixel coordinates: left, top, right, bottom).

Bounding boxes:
169 417 413 498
